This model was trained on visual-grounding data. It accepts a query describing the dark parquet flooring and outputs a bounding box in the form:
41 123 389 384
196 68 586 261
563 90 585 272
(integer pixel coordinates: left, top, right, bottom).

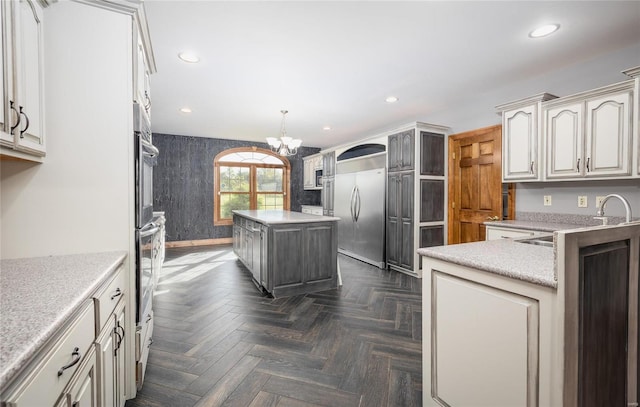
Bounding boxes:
125 245 422 407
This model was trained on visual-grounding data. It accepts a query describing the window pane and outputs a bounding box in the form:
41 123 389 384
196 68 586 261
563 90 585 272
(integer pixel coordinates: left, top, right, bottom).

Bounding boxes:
220 193 250 218
256 168 283 192
218 151 285 165
219 166 249 192
257 193 284 210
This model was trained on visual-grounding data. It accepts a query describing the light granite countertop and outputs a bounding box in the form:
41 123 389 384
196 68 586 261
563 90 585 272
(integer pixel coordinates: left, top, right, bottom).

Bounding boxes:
233 209 340 225
417 238 556 288
0 251 127 389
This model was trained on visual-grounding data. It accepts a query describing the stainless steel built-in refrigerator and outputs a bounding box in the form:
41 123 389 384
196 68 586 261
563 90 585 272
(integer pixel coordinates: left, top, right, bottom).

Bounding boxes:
335 148 386 268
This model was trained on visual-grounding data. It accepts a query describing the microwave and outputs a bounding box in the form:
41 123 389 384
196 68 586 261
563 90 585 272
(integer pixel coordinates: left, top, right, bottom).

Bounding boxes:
315 169 323 187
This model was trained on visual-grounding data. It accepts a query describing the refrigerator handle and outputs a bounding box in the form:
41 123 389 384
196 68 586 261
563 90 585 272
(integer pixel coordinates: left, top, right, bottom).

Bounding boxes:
355 186 361 222
349 186 356 222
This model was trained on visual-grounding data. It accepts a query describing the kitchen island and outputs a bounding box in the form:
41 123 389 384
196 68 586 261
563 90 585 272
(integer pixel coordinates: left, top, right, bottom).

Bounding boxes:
232 210 340 298
419 222 640 407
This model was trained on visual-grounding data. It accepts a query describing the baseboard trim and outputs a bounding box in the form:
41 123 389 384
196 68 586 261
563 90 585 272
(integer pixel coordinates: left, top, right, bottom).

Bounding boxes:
165 238 233 248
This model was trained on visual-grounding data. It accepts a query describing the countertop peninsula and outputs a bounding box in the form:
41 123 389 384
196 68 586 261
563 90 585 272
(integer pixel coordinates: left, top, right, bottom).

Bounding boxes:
0 251 127 388
232 209 340 225
417 237 556 288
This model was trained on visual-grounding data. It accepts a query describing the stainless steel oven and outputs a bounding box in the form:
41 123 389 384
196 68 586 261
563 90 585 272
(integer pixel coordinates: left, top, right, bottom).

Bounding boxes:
134 103 158 229
136 222 158 323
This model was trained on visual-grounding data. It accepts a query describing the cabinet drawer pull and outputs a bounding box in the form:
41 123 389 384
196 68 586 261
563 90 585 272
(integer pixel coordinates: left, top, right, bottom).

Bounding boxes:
18 108 29 139
58 347 81 376
576 158 580 172
9 101 20 133
148 338 153 348
110 287 122 300
586 157 590 172
529 161 534 174
146 313 152 323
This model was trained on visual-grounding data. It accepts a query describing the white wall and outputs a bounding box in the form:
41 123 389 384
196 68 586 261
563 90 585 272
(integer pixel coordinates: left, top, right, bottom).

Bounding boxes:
0 3 134 259
515 180 640 218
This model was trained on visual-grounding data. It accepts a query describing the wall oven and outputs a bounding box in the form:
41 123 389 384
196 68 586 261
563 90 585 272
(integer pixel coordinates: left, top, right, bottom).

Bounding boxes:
134 103 157 229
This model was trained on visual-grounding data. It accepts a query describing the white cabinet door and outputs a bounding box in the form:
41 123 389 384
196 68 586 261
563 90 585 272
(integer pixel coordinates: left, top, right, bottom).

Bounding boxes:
114 302 127 407
62 347 98 407
430 272 539 407
584 90 632 177
503 105 540 180
135 36 151 118
545 102 584 179
0 2 13 146
96 316 116 407
12 0 45 155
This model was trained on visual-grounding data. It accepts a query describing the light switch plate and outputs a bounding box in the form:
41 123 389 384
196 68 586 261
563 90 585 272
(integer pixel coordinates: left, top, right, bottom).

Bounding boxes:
543 195 552 206
578 196 588 208
596 196 606 208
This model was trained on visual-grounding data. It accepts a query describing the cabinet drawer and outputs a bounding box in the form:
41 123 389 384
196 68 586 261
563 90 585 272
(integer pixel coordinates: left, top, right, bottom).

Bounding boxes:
4 303 95 406
486 227 537 240
94 266 126 334
135 311 154 390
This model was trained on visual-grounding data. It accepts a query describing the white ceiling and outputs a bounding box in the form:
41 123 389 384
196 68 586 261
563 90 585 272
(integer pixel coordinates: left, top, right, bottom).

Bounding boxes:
144 1 640 149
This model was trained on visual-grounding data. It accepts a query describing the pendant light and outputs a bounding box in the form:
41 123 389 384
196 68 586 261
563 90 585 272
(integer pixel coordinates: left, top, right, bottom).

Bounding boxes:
266 110 302 156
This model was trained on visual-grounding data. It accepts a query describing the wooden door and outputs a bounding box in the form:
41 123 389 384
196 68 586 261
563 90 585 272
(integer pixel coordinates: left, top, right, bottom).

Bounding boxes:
448 125 504 244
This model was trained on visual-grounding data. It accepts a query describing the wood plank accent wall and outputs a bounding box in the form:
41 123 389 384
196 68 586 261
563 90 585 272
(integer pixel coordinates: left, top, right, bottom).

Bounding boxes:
153 133 321 242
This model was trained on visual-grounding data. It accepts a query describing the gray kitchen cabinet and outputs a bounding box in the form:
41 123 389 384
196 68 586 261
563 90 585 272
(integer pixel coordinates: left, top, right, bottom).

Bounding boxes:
388 130 415 171
386 123 448 276
232 211 338 298
322 175 334 216
323 151 335 177
387 171 414 270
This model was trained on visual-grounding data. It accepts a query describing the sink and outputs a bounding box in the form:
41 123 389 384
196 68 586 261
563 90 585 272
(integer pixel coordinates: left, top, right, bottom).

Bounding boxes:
516 235 554 247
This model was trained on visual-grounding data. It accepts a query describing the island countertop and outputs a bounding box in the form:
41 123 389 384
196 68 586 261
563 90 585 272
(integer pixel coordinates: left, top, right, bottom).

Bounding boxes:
233 209 340 225
0 251 127 389
417 238 556 288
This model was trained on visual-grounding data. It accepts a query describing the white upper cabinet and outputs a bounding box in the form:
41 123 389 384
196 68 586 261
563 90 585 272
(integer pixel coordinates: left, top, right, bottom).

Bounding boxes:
0 0 46 160
496 93 557 182
0 0 45 160
135 35 151 118
545 101 584 179
584 90 632 177
544 82 634 180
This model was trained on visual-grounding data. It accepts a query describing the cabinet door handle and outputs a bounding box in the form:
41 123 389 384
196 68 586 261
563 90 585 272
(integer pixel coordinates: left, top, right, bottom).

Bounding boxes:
530 161 534 174
586 157 590 172
576 158 581 172
18 108 29 138
110 287 122 300
146 313 152 323
9 101 20 133
144 91 151 112
114 329 123 355
58 347 81 376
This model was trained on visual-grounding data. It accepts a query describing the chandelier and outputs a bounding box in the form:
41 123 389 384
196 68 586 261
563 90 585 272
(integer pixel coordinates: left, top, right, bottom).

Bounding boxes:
266 110 302 156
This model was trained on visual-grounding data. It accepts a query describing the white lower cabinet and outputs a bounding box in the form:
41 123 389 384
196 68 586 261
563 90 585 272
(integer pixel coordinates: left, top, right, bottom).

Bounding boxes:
58 347 98 407
485 225 539 240
96 299 126 407
2 303 95 406
430 273 538 407
423 257 558 407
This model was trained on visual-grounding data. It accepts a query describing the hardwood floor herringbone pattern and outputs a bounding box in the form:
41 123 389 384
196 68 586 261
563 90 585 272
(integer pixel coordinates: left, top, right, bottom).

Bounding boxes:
125 245 422 407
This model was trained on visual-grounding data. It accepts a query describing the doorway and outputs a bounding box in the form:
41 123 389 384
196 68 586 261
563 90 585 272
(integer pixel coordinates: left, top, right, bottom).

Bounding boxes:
447 125 514 244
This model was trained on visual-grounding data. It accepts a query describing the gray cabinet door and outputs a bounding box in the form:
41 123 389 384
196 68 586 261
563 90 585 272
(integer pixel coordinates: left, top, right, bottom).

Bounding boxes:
386 172 414 270
305 224 335 283
388 130 415 172
271 227 304 288
323 151 335 177
420 131 445 176
322 176 334 215
399 172 414 269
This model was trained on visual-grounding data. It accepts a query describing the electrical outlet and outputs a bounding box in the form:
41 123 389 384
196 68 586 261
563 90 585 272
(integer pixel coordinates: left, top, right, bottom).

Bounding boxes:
543 195 552 206
578 195 588 208
596 196 606 209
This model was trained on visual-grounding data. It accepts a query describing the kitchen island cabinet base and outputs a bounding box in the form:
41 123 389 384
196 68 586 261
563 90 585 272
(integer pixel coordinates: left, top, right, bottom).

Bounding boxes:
233 210 339 298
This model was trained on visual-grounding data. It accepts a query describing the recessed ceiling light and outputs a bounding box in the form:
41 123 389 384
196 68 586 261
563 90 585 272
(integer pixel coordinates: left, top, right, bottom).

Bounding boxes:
179 107 192 113
178 52 200 63
385 96 399 103
323 126 331 131
529 24 560 38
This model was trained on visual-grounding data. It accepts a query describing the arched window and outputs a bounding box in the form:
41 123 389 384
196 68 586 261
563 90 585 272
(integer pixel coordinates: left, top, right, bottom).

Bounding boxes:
213 147 290 225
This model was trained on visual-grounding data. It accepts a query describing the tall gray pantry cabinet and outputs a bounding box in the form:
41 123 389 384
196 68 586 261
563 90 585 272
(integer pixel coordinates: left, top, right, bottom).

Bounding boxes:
386 123 448 277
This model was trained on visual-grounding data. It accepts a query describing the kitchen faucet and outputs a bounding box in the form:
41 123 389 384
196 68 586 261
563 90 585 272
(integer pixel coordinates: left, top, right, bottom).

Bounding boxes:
595 194 633 224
